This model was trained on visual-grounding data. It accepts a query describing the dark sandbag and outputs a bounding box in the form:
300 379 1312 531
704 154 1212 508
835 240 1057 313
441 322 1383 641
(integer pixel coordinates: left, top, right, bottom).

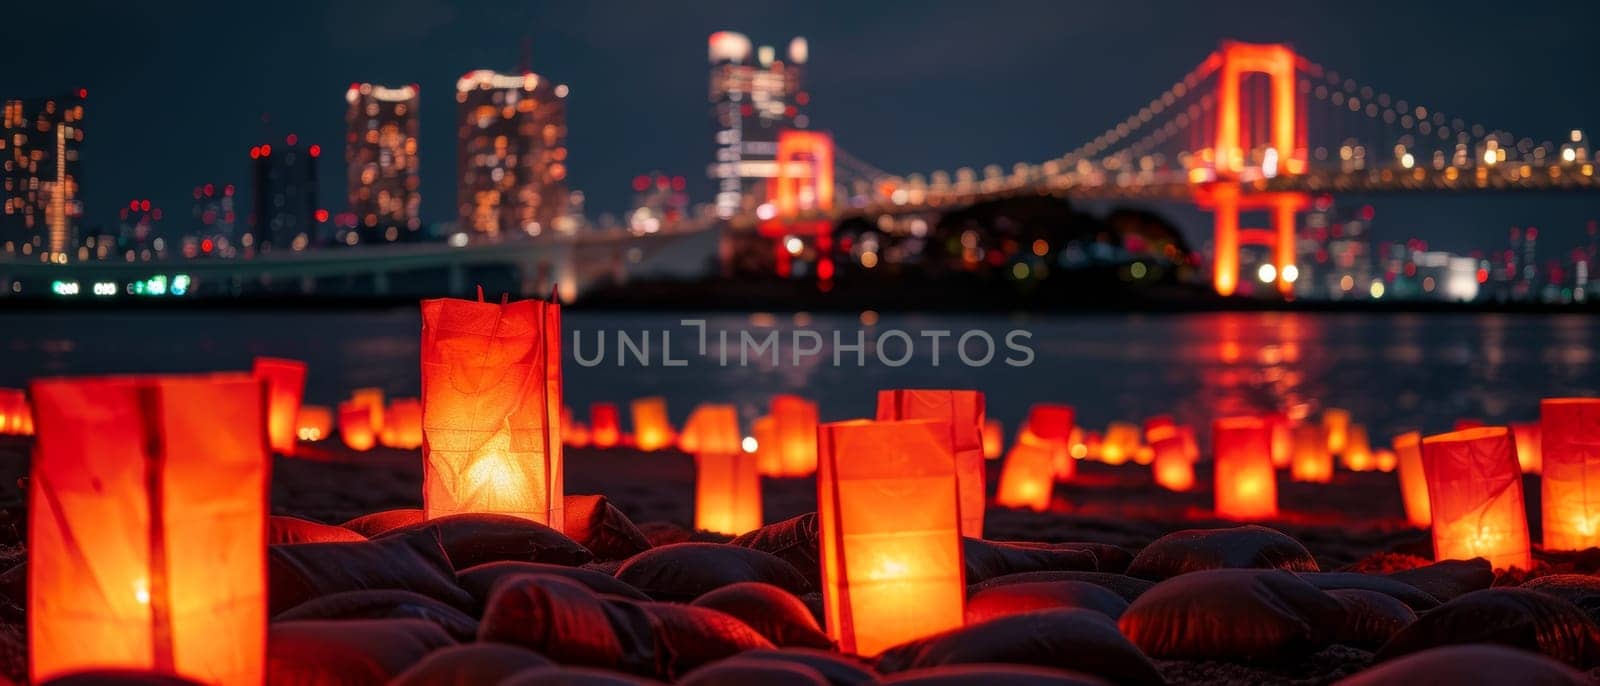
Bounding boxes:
737 648 878 686
267 619 454 686
457 560 650 606
728 513 821 589
340 508 425 538
271 589 478 641
1376 587 1600 668
270 515 367 544
1329 589 1417 648
616 542 809 602
966 580 1129 623
39 672 204 686
1119 568 1345 660
876 609 1162 686
964 538 1099 584
1524 574 1600 625
381 513 593 569
1125 525 1318 580
879 664 1113 685
693 582 834 649
502 666 663 685
1298 571 1439 610
998 541 1133 574
677 657 829 686
1386 558 1493 603
638 521 694 547
640 602 775 677
1335 644 1592 686
0 563 23 623
388 643 553 686
566 494 653 561
268 528 473 615
478 574 665 677
969 571 1154 603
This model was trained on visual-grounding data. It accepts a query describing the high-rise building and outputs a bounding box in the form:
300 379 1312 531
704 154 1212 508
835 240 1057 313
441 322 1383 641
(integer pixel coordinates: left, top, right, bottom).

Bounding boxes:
345 83 421 245
1 90 85 263
186 182 237 258
117 198 165 261
708 32 809 218
455 70 568 239
248 135 323 255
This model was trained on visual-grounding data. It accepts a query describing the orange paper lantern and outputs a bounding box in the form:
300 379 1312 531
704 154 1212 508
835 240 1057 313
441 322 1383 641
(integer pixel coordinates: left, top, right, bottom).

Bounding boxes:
28 374 268 684
1212 416 1278 520
350 386 385 433
692 405 761 535
1150 427 1194 492
630 396 675 452
680 403 745 456
383 397 424 449
0 388 25 435
1323 408 1350 454
1374 448 1397 472
876 389 987 538
589 402 621 449
1512 421 1543 474
1179 424 1200 462
252 357 306 455
1143 414 1175 438
1455 418 1486 431
1264 412 1293 468
1342 424 1375 471
1290 423 1332 483
1100 422 1141 466
1022 404 1074 444
420 296 563 528
753 415 781 475
338 400 376 451
1392 431 1431 527
771 394 819 477
982 419 1004 459
817 419 965 656
1541 399 1600 551
1421 427 1531 571
996 441 1055 511
295 405 332 442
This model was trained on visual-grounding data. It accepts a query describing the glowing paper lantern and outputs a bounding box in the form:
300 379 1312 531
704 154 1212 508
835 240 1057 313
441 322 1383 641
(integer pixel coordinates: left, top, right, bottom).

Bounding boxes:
692 405 761 535
1541 399 1600 551
1421 427 1531 571
1342 424 1375 471
1511 421 1543 474
1392 431 1431 527
982 419 1004 459
996 442 1054 511
1291 423 1332 483
1179 424 1200 462
1100 422 1141 465
589 402 621 449
339 400 376 451
680 403 744 456
1021 404 1074 445
630 396 675 452
420 295 563 528
563 421 591 448
1212 416 1278 520
817 419 965 655
753 415 780 475
772 394 820 477
251 357 306 455
0 388 24 435
1323 408 1350 455
876 389 986 538
350 386 385 433
1143 414 1175 438
1374 448 1397 472
28 374 267 684
383 398 423 449
295 405 332 442
1455 418 1485 431
1264 412 1293 468
1149 427 1194 492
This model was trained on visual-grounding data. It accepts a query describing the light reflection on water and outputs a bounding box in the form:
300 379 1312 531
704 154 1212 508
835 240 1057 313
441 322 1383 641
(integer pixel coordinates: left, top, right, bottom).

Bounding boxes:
0 310 1595 442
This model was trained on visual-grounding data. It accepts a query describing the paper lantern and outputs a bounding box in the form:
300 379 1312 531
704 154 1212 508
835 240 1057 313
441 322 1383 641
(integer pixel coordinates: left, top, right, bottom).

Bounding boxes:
680 403 744 456
1149 426 1194 492
1179 424 1200 462
996 441 1055 511
338 400 376 451
1081 431 1104 464
295 405 332 442
630 396 675 452
1323 408 1350 454
251 357 305 455
1512 421 1543 474
1392 431 1431 527
1374 448 1397 472
1067 427 1086 459
772 394 820 477
1143 414 1175 438
1290 423 1332 483
982 419 1004 459
420 295 563 528
753 415 780 475
350 386 385 433
692 405 761 535
0 388 25 435
383 398 423 449
589 402 621 449
1455 418 1485 431
1342 424 1375 471
1212 416 1278 520
817 419 965 656
1541 399 1600 551
1100 422 1141 465
28 374 268 684
1264 412 1293 468
563 421 591 448
1421 427 1530 570
876 389 986 538
1021 404 1074 445
1134 445 1155 466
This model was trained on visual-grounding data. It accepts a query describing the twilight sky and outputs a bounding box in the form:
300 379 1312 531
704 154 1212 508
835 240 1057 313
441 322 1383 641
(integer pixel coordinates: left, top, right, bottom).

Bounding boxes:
3 0 1596 252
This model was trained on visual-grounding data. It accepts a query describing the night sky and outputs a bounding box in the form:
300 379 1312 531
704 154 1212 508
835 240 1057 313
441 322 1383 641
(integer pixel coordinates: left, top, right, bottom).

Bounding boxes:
4 1 1596 252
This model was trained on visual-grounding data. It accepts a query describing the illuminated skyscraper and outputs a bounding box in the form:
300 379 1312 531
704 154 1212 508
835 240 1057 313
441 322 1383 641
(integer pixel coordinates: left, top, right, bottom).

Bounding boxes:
186 182 237 258
455 70 568 239
1 90 85 262
248 135 323 255
117 198 165 261
345 83 421 244
708 32 809 218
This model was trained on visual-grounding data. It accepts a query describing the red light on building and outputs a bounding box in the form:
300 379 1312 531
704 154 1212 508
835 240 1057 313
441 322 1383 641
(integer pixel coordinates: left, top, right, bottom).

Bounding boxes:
201 238 214 253
632 175 649 192
139 200 150 212
260 144 272 156
128 200 138 211
816 258 835 281
249 146 260 159
1477 268 1490 284
203 183 215 197
308 144 321 157
77 88 87 98
286 133 298 146
314 209 329 223
671 176 686 191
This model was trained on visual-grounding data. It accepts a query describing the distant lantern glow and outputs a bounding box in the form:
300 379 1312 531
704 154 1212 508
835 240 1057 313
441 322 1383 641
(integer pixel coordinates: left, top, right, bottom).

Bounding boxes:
742 436 758 453
1257 263 1277 284
253 357 307 455
1422 427 1531 570
295 405 333 443
982 419 1004 459
771 394 820 477
339 400 376 451
1213 416 1278 519
383 397 423 450
589 402 621 448
876 389 987 538
1150 427 1195 492
630 396 675 452
1100 422 1142 466
752 415 780 475
350 387 386 434
996 441 1055 511
1541 399 1600 551
1291 423 1333 482
1511 421 1543 474
1281 264 1299 283
1393 431 1431 527
1342 424 1375 471
689 405 761 536
1323 408 1351 455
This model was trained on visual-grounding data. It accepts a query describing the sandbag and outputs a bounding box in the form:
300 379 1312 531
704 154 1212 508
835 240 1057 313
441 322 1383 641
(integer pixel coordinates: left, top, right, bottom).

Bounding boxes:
39 673 204 686
340 508 425 538
736 649 879 686
566 494 653 561
1376 588 1600 668
457 560 649 605
677 657 829 686
1523 574 1600 625
1125 525 1318 580
267 619 454 686
966 580 1129 623
270 515 367 544
616 542 810 602
1335 644 1592 686
478 574 665 677
969 571 1154 603
1298 571 1439 610
501 666 662 685
728 513 822 589
381 512 593 569
637 521 695 547
388 643 553 686
268 528 473 615
879 664 1113 685
963 538 1099 584
1119 568 1345 660
640 602 775 677
693 582 834 649
1385 558 1493 603
876 609 1162 686
271 589 478 641
997 541 1133 574
1329 589 1417 648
